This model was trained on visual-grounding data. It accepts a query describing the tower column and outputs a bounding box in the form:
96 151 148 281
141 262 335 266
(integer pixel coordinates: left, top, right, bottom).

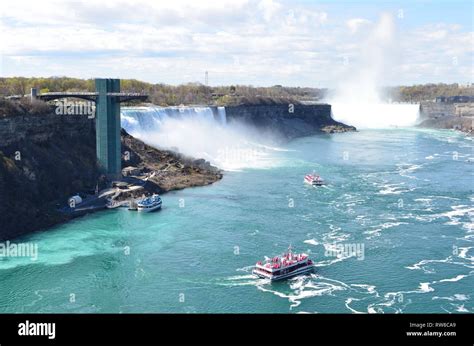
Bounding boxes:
95 78 122 180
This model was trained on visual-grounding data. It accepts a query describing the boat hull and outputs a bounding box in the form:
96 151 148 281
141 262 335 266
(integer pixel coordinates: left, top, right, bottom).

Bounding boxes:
253 265 314 281
305 180 324 187
137 203 162 212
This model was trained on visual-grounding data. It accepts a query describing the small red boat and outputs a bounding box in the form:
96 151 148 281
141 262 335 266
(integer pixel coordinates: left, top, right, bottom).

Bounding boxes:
304 173 325 186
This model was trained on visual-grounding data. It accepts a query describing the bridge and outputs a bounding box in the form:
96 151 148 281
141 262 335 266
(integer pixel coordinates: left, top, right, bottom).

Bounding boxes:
33 79 148 180
36 91 148 103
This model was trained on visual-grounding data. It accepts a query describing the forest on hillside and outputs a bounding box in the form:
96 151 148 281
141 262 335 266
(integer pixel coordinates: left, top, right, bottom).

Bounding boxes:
1 77 472 106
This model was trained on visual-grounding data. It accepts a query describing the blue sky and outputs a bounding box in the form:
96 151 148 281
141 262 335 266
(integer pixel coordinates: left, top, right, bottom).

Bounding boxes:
0 0 472 87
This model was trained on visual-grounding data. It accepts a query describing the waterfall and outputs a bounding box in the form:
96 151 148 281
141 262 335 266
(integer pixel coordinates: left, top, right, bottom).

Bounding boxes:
217 106 227 125
327 13 420 129
121 106 221 134
331 103 420 129
120 106 280 171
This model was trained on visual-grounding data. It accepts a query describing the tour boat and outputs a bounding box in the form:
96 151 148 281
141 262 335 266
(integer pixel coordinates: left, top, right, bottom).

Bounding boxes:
304 173 325 186
252 247 314 281
137 194 162 212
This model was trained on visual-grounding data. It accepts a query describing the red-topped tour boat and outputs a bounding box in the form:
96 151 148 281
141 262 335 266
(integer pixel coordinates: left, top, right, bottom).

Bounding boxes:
304 173 325 187
252 246 314 281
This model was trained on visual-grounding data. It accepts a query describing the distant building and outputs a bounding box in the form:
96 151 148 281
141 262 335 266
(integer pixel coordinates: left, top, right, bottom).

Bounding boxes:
436 95 474 103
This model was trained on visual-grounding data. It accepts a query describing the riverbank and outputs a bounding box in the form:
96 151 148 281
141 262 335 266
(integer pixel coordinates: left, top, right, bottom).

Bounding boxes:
418 101 473 135
0 102 222 241
225 104 356 139
417 116 473 135
0 100 352 241
121 129 223 192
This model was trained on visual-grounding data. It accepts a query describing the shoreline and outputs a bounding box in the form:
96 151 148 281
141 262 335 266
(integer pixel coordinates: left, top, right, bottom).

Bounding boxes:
417 116 473 136
0 102 353 241
0 129 224 242
10 103 472 243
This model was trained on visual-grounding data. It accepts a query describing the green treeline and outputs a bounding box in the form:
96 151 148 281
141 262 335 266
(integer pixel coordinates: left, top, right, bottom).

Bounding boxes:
0 77 323 106
0 77 472 105
392 84 474 102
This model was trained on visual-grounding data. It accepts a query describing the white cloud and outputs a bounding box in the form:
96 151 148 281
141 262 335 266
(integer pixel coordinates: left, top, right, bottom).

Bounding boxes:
0 0 472 86
346 18 371 34
258 0 282 22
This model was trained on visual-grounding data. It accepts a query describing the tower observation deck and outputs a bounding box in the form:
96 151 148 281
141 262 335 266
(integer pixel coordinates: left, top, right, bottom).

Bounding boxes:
36 79 148 180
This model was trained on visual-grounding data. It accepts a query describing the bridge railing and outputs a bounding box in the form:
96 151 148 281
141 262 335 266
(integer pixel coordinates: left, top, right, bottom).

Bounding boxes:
36 92 148 102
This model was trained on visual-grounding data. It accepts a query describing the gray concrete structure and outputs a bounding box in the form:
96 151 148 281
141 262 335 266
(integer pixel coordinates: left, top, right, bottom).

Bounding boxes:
36 79 148 179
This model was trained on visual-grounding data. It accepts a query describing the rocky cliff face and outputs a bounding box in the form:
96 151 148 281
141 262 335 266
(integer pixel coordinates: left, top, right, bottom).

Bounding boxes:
121 129 222 192
225 104 356 139
417 116 473 134
0 102 351 240
420 102 455 119
419 101 473 134
0 108 222 241
0 113 98 241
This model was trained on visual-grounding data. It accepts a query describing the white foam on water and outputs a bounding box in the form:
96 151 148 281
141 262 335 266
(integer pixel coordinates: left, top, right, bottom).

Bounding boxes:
226 274 255 280
345 298 365 313
344 284 383 313
364 221 408 238
303 239 319 246
402 203 473 232
407 256 474 273
414 198 433 204
432 294 469 301
458 247 474 261
321 224 351 244
434 205 474 231
377 183 409 195
427 195 461 201
367 298 398 314
458 234 474 242
367 281 439 314
219 273 269 287
351 284 378 295
419 282 434 293
441 303 471 313
396 163 424 180
437 274 468 283
454 304 469 312
235 265 256 273
254 274 351 310
313 256 350 267
375 267 474 313
406 258 451 273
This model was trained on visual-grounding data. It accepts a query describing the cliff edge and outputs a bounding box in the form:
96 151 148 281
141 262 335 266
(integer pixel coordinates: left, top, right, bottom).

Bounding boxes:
225 104 356 139
0 101 222 241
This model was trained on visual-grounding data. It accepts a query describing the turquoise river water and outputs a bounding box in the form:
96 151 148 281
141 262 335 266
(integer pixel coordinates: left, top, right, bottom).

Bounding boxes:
0 128 473 313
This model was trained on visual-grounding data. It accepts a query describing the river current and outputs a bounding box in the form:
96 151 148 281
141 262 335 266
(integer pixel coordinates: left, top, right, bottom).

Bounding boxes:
0 117 472 313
